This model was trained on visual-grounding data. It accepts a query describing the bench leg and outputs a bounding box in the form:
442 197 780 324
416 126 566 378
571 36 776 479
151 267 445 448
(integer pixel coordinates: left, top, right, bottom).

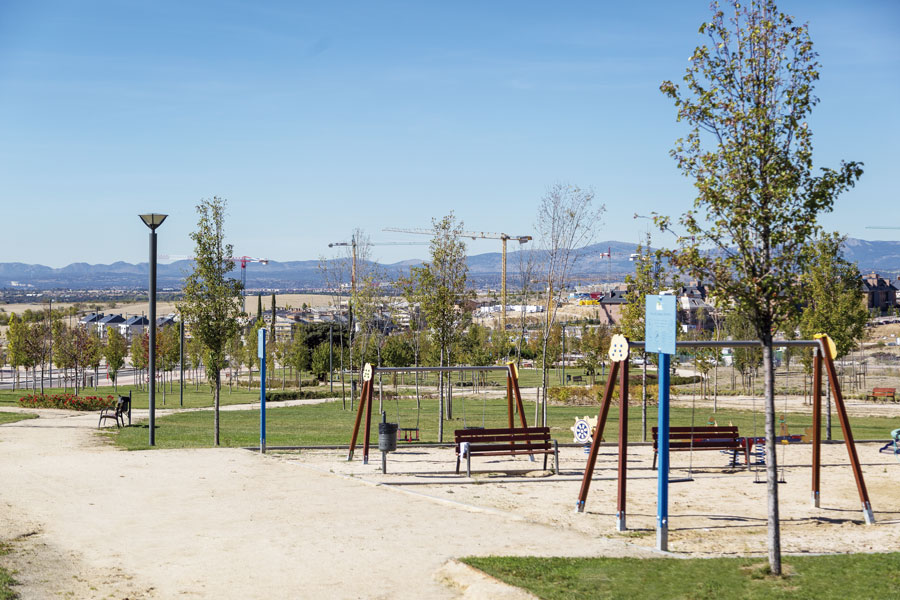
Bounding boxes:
456 455 460 474
553 440 559 475
466 454 471 478
543 452 548 472
652 451 658 470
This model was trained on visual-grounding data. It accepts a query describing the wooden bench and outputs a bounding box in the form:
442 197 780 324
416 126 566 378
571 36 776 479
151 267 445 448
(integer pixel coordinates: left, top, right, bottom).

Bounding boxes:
454 427 559 477
652 426 749 470
866 387 896 403
98 395 131 428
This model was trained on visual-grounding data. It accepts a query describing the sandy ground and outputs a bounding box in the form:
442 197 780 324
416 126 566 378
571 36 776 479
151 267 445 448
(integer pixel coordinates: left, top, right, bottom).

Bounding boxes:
0 409 657 599
0 392 898 598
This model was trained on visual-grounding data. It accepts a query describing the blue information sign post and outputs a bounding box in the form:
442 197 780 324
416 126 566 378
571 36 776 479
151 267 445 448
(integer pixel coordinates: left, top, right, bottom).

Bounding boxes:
258 329 267 455
645 294 676 551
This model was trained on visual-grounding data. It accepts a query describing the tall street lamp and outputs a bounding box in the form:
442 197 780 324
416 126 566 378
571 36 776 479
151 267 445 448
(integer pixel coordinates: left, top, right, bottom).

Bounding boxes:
140 213 167 446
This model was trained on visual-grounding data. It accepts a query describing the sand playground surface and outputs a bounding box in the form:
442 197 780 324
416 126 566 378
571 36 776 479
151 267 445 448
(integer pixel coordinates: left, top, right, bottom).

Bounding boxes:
0 404 898 599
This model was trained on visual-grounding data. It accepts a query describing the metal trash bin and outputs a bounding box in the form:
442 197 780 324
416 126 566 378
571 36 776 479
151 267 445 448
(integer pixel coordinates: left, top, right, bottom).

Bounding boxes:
378 421 398 452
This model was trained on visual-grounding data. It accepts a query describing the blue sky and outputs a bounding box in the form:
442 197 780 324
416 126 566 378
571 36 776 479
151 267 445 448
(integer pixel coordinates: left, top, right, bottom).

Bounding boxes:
0 0 897 267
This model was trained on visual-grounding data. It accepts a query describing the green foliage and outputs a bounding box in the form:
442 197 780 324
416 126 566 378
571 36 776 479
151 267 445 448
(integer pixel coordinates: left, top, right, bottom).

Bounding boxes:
797 233 868 359
658 0 863 344
177 197 244 444
381 334 414 368
619 233 667 342
104 327 129 388
410 213 473 366
310 341 331 381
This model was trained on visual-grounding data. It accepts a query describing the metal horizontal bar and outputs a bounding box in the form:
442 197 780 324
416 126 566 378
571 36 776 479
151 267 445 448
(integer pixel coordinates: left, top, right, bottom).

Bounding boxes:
371 366 510 373
628 339 821 349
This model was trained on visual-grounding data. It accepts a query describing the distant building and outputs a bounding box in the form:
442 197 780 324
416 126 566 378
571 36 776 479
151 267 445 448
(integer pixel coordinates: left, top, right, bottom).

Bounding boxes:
861 273 897 314
119 315 149 340
96 314 125 338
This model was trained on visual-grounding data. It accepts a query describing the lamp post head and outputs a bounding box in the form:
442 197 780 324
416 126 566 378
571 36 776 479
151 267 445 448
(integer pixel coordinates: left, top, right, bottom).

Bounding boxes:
139 213 168 231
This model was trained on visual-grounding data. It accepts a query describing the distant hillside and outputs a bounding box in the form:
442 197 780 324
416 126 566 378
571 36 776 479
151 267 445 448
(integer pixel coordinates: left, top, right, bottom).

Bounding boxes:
1 237 898 290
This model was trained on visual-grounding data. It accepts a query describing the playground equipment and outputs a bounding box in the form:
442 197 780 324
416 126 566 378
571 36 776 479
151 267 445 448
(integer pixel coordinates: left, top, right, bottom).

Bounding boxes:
347 363 528 465
878 427 900 463
575 335 876 550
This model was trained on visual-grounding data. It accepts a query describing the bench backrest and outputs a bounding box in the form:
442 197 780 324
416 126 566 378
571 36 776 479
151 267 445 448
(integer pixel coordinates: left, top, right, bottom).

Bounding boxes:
651 426 741 449
455 427 551 449
871 388 896 395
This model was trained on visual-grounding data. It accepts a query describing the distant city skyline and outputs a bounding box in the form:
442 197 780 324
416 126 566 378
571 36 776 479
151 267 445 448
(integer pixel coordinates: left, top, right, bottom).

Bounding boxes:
1 0 897 267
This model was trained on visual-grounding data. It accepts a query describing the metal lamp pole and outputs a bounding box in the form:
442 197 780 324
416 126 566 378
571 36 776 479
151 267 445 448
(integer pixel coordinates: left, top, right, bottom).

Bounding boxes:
140 213 167 446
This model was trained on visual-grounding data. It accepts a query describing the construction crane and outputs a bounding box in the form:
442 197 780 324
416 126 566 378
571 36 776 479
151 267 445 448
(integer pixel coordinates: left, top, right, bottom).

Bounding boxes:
328 237 426 295
384 227 532 330
160 254 269 296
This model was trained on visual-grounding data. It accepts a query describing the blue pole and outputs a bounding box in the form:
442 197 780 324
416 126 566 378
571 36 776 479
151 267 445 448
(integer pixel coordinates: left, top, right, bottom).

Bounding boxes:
657 352 670 551
259 329 267 454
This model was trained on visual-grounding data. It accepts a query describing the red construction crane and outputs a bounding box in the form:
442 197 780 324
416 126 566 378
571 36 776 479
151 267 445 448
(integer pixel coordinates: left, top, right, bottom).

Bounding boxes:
160 254 269 295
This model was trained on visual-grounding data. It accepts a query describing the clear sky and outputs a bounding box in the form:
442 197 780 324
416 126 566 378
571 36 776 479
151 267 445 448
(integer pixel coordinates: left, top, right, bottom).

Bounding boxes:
0 0 897 268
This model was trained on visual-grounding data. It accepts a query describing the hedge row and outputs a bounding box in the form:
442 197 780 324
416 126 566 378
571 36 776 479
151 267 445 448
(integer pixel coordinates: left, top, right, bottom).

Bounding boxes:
18 394 116 411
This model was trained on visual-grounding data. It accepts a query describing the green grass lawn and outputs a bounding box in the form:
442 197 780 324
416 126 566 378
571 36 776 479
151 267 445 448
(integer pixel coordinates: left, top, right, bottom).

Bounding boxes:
0 542 18 600
106 392 899 450
462 554 900 600
0 412 38 426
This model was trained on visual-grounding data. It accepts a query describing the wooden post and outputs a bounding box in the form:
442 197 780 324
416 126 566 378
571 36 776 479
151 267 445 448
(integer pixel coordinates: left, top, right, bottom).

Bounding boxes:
616 355 629 531
506 372 514 430
820 341 875 524
811 349 822 507
363 372 375 465
347 378 370 461
508 363 529 428
575 359 621 513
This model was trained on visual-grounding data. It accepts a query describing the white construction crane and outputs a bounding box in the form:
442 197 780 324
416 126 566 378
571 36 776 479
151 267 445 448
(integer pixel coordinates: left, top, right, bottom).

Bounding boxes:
384 227 532 330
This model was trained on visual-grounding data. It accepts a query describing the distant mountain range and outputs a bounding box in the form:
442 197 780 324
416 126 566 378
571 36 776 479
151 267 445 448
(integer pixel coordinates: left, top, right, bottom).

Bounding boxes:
1 238 899 291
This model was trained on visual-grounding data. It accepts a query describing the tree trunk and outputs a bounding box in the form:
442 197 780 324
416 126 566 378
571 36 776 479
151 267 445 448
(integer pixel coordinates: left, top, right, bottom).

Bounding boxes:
438 346 444 443
214 369 221 446
763 342 782 575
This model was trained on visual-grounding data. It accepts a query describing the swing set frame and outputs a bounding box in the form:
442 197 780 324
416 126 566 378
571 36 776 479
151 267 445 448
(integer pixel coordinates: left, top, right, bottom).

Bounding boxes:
346 363 529 464
576 337 875 531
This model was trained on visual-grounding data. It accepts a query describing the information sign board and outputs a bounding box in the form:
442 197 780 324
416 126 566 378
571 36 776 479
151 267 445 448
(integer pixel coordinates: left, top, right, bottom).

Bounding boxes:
645 295 676 355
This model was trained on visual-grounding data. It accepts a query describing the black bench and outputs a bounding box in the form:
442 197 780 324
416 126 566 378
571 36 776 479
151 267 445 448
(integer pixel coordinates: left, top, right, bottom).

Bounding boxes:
98 395 131 428
652 426 749 470
866 387 896 403
454 427 559 477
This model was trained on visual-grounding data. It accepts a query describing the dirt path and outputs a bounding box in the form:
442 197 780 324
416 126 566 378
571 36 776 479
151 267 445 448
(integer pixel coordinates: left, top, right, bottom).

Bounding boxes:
0 411 654 599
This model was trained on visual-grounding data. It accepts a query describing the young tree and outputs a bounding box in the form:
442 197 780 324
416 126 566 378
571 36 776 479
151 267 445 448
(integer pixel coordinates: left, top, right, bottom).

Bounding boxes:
659 0 863 573
618 233 668 440
798 232 869 438
104 327 129 392
6 313 27 391
535 183 604 425
131 332 149 390
410 213 472 442
178 197 244 446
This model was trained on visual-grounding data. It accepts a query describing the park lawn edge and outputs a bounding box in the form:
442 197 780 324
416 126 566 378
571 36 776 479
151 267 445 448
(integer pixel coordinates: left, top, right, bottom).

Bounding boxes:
460 553 900 600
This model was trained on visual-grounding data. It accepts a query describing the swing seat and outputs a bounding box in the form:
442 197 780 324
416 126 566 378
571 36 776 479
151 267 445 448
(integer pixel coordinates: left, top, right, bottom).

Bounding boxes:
398 427 419 442
651 426 749 470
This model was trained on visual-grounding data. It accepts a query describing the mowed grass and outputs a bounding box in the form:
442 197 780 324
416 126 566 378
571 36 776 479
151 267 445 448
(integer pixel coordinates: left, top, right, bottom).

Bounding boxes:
0 412 38 426
106 393 899 450
461 554 900 600
0 542 17 600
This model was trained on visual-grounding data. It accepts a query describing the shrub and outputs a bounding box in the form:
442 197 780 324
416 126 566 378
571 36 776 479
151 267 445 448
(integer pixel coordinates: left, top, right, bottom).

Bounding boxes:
18 394 116 411
265 389 335 402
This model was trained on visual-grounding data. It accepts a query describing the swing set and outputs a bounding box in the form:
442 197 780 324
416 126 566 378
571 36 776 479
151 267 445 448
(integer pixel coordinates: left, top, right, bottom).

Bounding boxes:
346 363 529 464
576 335 876 535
